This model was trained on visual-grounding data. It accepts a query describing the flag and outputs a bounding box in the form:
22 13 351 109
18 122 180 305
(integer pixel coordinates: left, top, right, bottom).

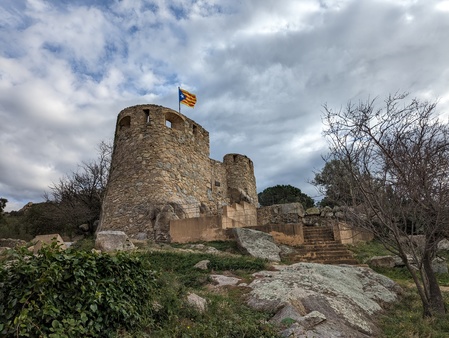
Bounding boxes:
179 87 197 108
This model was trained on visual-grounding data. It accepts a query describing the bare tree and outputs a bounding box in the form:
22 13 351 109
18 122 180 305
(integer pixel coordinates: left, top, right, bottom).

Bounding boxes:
45 140 112 232
323 92 448 317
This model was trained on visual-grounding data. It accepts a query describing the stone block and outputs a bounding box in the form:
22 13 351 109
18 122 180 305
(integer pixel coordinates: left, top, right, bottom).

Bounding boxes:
95 231 135 252
32 234 66 254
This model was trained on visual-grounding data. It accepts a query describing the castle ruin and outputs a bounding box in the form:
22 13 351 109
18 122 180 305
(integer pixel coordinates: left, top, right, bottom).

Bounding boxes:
98 104 258 241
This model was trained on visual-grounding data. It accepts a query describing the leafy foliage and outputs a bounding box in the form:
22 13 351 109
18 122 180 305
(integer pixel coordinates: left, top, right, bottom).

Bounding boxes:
0 244 277 337
0 243 159 337
258 184 314 208
312 159 361 207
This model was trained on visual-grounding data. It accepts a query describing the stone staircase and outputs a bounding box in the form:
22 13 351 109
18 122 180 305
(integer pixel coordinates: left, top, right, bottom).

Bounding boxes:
289 226 358 265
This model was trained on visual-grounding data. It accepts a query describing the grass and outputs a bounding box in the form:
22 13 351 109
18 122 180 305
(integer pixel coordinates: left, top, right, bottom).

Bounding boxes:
122 250 278 337
379 287 449 338
19 237 445 337
348 241 449 338
348 239 392 263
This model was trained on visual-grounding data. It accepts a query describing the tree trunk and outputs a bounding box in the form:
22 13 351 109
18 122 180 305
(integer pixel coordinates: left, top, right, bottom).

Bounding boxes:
422 254 447 316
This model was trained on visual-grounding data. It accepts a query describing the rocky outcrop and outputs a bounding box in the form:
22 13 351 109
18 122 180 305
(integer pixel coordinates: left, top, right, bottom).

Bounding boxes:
247 263 402 337
233 228 281 261
95 231 135 252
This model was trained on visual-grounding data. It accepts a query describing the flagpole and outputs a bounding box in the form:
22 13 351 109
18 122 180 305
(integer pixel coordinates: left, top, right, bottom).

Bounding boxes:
178 87 181 114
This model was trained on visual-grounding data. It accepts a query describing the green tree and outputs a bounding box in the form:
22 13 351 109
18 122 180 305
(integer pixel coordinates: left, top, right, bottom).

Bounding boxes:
312 159 361 207
0 198 7 223
258 184 314 208
323 92 448 317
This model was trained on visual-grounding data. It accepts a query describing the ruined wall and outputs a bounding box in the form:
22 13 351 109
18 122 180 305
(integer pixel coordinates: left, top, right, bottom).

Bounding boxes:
257 203 373 245
169 216 232 243
99 104 257 241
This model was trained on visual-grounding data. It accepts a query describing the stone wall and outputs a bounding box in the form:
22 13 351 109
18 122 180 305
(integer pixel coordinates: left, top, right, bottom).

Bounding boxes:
257 203 373 245
169 216 232 243
99 104 258 241
170 201 257 243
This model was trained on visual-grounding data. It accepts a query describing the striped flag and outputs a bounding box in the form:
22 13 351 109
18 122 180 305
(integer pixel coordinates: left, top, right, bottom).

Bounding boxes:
179 87 197 108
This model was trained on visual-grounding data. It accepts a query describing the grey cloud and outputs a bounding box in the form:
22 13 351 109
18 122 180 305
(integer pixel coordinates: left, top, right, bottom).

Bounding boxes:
1 0 449 211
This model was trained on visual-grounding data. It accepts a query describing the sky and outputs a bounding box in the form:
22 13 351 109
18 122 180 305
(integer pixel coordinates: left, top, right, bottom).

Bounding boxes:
1 0 449 212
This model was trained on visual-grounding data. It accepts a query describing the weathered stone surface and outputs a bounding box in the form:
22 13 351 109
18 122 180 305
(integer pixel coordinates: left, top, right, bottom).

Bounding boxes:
247 263 401 337
438 239 449 251
305 207 320 216
269 304 304 325
187 243 220 254
95 231 135 252
233 228 281 261
79 223 90 232
432 257 448 274
277 310 327 336
194 260 210 270
297 310 327 330
320 206 334 218
257 203 305 226
186 292 207 312
154 204 180 242
210 274 241 286
0 238 26 248
32 234 66 254
367 255 396 268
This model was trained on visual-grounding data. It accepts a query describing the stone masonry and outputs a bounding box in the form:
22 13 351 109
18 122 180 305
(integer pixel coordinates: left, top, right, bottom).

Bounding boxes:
98 104 257 241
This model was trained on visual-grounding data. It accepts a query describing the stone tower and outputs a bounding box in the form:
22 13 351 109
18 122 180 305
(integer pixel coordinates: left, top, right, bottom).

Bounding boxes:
99 104 257 241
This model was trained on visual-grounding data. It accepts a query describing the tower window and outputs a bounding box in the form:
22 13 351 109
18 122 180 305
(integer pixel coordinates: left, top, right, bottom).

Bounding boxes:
193 124 198 135
119 116 131 130
166 120 172 128
144 109 150 124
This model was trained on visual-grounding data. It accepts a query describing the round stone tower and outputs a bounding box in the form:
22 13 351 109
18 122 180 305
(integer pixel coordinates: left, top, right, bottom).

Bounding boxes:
99 104 258 241
224 154 258 205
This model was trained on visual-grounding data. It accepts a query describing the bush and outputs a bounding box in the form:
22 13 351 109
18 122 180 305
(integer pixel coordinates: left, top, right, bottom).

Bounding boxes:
0 244 158 337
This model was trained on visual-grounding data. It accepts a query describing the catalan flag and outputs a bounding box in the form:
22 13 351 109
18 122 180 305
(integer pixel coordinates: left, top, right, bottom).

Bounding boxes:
179 87 197 108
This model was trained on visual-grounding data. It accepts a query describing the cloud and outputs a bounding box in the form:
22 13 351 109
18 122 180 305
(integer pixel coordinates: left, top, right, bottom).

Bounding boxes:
1 0 449 211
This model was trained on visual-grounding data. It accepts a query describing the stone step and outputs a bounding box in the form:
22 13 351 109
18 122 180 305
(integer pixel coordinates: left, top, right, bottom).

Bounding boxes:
304 239 336 242
298 242 348 249
290 226 358 265
303 228 334 235
294 248 353 255
299 258 359 265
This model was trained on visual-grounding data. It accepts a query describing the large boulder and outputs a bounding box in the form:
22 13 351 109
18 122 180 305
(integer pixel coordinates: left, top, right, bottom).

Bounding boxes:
367 255 396 268
438 239 449 251
31 234 66 254
233 228 281 262
247 263 402 337
95 231 135 252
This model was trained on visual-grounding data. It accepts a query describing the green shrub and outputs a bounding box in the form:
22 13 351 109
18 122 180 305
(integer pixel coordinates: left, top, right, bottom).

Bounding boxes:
0 244 158 337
